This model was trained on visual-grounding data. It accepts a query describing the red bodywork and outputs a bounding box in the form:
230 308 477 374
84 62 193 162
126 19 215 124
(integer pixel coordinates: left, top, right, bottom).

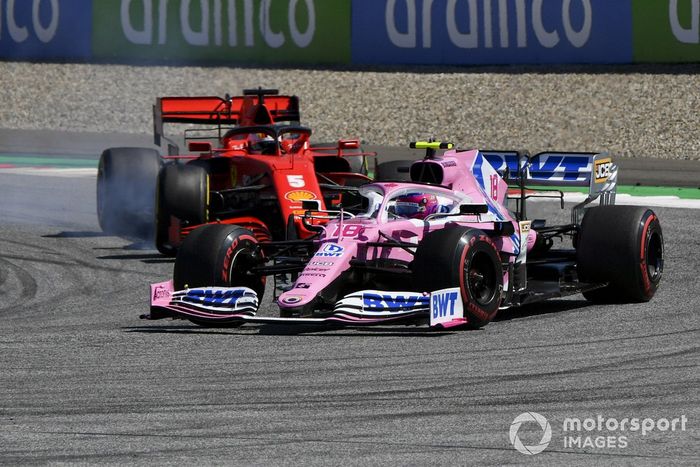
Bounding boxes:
154 91 373 250
156 94 300 126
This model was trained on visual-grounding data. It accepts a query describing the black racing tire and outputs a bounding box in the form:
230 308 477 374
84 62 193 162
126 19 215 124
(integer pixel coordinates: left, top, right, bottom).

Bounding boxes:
154 163 208 257
174 224 266 328
577 206 664 303
159 163 208 225
286 214 298 240
375 160 413 181
96 147 161 239
188 157 232 188
174 224 265 298
343 147 368 175
154 163 178 257
311 142 368 175
413 227 503 328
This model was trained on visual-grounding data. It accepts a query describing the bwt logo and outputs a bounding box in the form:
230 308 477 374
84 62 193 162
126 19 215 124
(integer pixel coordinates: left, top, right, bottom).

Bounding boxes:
431 290 459 318
0 0 59 43
523 155 590 180
362 293 428 312
185 288 246 304
315 243 344 257
483 153 592 181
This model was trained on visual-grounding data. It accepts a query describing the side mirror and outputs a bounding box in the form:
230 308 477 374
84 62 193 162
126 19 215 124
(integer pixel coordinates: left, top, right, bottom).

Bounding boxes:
493 221 515 236
301 200 321 211
188 141 212 153
338 139 360 150
531 219 546 230
459 204 489 215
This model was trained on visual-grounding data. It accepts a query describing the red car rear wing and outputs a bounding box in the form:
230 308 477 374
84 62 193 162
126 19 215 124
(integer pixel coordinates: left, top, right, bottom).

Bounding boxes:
153 93 300 147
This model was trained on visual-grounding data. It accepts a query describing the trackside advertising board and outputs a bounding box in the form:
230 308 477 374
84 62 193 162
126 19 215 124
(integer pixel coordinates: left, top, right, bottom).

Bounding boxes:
633 0 700 62
0 0 92 60
92 0 350 64
352 0 632 65
1 1 700 65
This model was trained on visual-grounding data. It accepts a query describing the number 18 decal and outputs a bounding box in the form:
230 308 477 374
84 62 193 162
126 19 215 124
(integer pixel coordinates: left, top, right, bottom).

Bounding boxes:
331 224 364 237
490 174 499 200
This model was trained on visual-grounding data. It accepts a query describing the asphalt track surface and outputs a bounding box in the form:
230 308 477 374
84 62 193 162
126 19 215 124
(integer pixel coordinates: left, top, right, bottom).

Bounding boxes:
0 133 699 465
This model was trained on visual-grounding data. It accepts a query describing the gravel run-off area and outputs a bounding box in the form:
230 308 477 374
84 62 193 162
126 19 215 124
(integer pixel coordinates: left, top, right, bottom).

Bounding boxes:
2 62 700 160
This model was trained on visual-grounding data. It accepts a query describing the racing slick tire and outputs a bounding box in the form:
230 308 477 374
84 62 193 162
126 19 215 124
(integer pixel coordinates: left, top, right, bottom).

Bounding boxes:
311 142 368 175
96 147 161 240
577 206 663 303
155 163 209 255
343 147 368 175
413 227 503 328
154 163 177 256
375 160 412 181
174 224 266 296
174 224 266 327
160 163 208 224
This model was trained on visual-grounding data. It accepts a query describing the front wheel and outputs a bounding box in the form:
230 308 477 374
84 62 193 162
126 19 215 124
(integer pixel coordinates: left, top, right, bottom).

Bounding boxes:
174 224 265 297
413 227 503 328
577 206 664 303
174 224 266 327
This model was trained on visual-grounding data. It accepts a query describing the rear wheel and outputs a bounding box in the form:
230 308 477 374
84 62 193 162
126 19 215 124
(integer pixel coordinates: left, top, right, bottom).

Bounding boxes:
311 142 368 175
413 227 503 328
375 160 412 181
96 147 161 240
154 165 176 256
577 206 663 303
343 147 368 175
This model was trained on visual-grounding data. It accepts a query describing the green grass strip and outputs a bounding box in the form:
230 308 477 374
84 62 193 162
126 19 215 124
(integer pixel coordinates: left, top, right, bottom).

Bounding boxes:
617 185 700 199
0 155 96 168
529 185 700 200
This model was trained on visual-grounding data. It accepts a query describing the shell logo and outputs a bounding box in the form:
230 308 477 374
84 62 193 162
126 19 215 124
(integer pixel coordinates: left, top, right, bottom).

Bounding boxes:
285 190 317 202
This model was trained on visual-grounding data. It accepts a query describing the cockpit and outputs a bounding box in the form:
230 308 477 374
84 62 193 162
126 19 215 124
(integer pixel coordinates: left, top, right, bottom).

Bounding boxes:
222 125 311 155
356 184 469 222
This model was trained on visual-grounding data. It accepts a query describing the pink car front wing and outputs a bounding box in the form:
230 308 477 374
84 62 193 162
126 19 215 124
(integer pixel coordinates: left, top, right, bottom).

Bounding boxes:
146 280 469 329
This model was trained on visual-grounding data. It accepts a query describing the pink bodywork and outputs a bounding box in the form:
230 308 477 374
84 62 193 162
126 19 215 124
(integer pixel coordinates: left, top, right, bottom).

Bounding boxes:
278 148 537 312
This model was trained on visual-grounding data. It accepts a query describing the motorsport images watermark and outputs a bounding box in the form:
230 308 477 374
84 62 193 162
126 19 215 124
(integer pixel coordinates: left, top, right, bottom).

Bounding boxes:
509 412 689 455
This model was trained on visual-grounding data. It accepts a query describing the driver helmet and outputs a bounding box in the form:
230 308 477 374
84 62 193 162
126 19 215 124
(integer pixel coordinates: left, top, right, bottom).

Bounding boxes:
249 133 277 154
394 193 439 219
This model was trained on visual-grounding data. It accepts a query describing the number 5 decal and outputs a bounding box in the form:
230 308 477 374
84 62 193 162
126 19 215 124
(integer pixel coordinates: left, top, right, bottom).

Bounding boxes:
287 175 305 188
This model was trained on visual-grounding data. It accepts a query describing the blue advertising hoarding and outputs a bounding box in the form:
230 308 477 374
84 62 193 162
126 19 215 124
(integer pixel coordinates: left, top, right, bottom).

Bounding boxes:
352 0 633 65
1 0 695 67
0 0 92 60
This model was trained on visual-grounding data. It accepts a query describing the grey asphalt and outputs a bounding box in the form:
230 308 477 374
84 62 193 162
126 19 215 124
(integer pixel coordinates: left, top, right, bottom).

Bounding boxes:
0 132 698 464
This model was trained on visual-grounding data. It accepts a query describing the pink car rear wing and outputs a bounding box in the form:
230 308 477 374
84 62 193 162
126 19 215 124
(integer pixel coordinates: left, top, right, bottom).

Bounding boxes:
482 150 617 224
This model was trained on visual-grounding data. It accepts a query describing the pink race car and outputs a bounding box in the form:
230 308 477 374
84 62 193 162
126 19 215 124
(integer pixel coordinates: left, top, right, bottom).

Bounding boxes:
144 142 664 329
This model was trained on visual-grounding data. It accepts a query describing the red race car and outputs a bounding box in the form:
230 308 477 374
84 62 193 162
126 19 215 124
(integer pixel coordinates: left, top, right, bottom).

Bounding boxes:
96 88 374 254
